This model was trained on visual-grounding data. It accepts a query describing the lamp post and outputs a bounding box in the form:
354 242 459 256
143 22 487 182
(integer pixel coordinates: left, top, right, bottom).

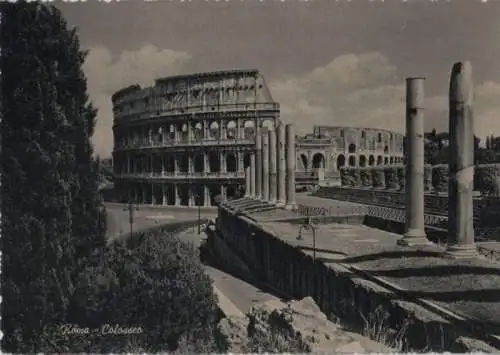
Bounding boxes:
297 210 317 262
124 200 139 235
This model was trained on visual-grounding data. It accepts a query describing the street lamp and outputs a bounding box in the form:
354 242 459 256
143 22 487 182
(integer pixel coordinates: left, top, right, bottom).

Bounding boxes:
124 200 140 235
297 210 317 262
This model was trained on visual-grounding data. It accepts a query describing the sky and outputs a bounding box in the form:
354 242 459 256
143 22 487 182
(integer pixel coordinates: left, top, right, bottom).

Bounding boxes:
57 0 500 158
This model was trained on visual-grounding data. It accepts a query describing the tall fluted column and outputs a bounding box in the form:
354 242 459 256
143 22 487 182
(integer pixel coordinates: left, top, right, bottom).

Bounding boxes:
255 133 262 199
250 153 256 197
262 132 270 201
398 78 430 246
446 61 478 258
285 124 296 209
269 129 277 203
277 123 286 206
245 165 251 197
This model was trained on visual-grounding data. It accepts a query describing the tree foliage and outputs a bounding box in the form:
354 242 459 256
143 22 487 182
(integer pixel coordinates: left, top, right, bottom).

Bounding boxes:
1 2 105 352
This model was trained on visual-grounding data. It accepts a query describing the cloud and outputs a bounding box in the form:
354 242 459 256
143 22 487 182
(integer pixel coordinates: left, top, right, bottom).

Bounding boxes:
269 52 500 144
84 45 192 157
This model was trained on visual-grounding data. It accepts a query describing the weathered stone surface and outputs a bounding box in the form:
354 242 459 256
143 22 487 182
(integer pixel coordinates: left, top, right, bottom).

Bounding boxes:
245 297 394 353
450 336 500 353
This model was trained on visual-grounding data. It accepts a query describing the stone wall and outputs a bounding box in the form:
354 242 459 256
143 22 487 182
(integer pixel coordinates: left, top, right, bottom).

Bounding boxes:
214 205 482 351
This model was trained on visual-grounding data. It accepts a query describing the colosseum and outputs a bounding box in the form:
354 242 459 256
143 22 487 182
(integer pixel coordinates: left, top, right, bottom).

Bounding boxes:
112 69 405 207
296 126 405 173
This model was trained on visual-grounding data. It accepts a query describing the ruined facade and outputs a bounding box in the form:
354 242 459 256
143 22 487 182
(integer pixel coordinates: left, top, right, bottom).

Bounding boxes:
296 126 405 172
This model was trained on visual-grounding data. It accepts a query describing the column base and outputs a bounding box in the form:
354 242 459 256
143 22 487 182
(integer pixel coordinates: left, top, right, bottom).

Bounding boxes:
268 198 277 205
276 200 286 207
397 229 432 247
444 244 479 259
285 203 297 211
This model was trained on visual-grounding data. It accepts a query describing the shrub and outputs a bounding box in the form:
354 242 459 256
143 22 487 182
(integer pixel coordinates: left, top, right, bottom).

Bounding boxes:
360 167 373 187
431 164 449 193
351 168 361 187
384 166 398 190
424 164 433 192
474 164 500 196
396 165 405 191
340 168 349 187
372 167 386 189
70 228 226 353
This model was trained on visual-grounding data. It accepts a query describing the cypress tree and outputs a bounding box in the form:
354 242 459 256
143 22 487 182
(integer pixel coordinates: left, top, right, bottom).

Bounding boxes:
1 2 106 351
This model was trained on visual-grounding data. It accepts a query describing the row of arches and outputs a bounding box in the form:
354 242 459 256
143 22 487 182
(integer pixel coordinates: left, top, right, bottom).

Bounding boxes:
337 154 403 169
120 152 252 175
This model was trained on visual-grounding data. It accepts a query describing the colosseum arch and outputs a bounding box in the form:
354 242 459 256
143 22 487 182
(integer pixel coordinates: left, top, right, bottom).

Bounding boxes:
209 185 221 205
178 154 189 173
194 154 204 173
359 155 367 167
194 122 203 140
193 185 204 206
300 154 309 171
377 155 383 165
348 143 357 154
336 154 346 170
243 120 255 139
209 121 220 139
384 157 389 165
390 157 394 164
368 155 375 166
226 153 237 172
244 153 251 168
165 154 175 173
348 155 356 167
226 185 238 200
384 146 389 154
226 120 237 140
208 152 220 172
312 153 325 169
181 123 188 141
262 119 275 132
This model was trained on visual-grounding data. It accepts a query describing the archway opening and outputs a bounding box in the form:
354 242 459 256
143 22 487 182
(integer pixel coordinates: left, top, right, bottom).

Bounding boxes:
194 122 203 140
244 120 255 140
194 154 204 173
368 155 375 166
377 156 383 165
226 153 237 173
166 185 176 205
208 152 220 173
166 154 175 173
227 120 237 140
359 155 367 167
384 157 389 165
209 185 222 206
312 153 325 169
336 155 346 170
179 185 189 206
348 155 356 167
348 143 356 154
384 145 389 154
390 157 394 165
178 154 188 173
209 121 220 139
300 154 309 171
244 153 251 169
181 123 188 142
226 185 238 200
193 185 204 206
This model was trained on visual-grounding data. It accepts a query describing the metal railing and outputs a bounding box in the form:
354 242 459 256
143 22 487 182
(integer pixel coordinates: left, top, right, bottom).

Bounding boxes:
116 171 245 179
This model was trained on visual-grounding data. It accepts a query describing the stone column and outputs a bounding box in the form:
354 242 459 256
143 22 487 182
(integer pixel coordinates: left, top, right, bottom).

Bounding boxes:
204 185 211 206
245 165 251 197
398 78 430 246
162 184 167 206
269 129 277 204
446 61 478 258
262 132 270 201
285 124 296 209
277 123 286 206
188 187 195 207
174 184 181 206
255 133 262 199
250 153 256 197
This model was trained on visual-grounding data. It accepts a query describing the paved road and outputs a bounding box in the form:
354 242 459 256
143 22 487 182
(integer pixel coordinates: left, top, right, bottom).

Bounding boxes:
104 202 279 314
